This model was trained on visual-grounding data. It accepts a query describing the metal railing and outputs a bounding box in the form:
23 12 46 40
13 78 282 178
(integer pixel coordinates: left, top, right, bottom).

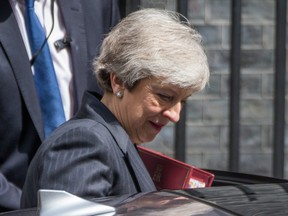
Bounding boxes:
273 0 287 178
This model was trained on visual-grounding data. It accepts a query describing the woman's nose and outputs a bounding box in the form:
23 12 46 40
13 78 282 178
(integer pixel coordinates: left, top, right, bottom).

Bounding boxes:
162 102 182 123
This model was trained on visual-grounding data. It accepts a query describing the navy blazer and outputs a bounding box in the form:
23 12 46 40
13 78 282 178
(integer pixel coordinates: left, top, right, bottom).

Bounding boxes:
21 91 156 208
0 0 120 211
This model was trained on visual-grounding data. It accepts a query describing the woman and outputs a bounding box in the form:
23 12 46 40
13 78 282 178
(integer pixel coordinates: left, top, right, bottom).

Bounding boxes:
21 8 209 208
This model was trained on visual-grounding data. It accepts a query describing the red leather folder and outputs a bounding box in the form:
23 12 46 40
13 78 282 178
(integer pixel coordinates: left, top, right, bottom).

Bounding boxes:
137 146 214 190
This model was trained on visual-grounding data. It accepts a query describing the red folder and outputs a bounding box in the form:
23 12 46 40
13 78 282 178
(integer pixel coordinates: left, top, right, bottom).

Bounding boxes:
137 146 214 190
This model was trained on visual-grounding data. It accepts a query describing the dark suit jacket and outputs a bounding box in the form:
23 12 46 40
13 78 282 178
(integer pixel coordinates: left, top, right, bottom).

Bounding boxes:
0 0 120 211
21 91 156 208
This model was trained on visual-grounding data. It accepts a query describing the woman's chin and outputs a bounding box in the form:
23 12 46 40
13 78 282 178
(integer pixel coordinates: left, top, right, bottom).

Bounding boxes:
134 135 156 145
142 135 158 143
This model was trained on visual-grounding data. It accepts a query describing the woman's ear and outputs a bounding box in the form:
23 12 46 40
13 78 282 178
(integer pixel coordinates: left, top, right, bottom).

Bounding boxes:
110 73 124 94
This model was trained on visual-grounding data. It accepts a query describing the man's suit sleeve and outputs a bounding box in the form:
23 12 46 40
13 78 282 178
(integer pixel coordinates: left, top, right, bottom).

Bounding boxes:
0 173 21 212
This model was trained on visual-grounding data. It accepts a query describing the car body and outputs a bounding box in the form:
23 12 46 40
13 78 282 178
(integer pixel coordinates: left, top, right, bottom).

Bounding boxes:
1 170 288 216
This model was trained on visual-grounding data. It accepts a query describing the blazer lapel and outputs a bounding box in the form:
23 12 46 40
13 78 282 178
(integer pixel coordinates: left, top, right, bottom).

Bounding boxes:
0 0 44 139
104 119 156 192
57 0 88 110
125 143 157 192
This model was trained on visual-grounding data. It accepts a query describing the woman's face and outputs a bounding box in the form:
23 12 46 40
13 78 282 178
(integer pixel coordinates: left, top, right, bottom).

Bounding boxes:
117 77 193 144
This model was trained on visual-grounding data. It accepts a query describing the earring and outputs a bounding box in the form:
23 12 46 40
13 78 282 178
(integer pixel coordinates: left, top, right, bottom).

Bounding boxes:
116 91 123 98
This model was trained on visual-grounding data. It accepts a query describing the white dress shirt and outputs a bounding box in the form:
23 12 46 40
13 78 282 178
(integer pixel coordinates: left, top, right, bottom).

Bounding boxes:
9 0 74 120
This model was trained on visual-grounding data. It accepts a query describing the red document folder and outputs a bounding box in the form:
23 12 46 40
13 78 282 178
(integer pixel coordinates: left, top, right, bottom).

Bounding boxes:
137 146 214 190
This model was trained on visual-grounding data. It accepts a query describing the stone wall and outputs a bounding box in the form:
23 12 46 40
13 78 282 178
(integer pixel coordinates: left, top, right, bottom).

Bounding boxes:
132 0 286 178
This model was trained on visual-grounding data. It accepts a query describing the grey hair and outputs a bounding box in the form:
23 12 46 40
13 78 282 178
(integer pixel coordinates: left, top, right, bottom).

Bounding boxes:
94 8 209 92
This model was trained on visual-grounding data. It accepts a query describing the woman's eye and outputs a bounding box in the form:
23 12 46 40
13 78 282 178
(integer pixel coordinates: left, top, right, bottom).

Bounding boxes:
158 94 173 102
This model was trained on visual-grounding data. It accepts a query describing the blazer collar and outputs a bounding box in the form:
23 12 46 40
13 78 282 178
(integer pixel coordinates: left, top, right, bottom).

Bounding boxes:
76 91 130 154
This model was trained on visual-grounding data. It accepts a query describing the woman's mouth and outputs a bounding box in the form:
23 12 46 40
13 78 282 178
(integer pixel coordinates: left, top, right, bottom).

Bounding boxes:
150 121 164 132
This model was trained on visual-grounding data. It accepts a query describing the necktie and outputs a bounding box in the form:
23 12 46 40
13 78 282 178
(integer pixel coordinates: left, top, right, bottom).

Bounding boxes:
25 0 65 137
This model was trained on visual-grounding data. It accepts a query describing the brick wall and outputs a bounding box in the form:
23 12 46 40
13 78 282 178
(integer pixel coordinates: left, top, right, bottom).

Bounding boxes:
137 0 287 178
